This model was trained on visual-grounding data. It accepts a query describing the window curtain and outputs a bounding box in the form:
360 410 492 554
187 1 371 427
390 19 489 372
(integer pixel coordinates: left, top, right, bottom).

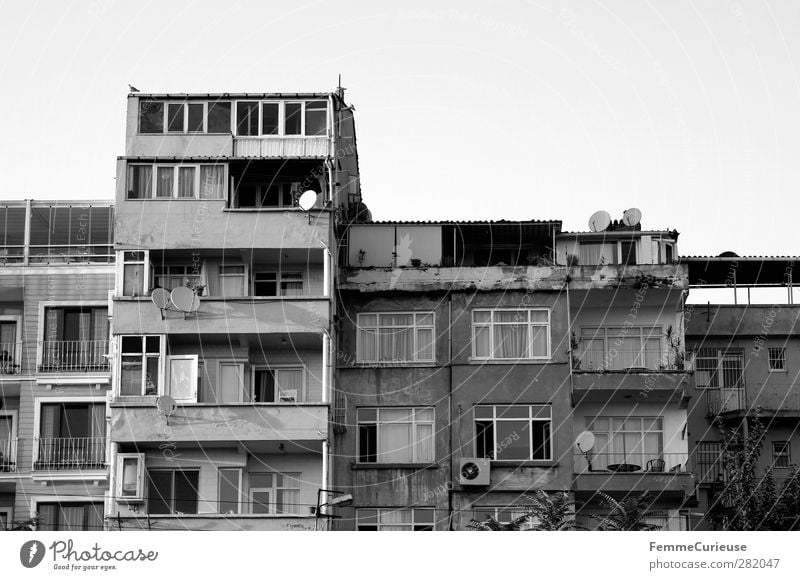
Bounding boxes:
378 314 413 361
60 505 85 531
494 312 527 358
177 167 195 198
199 166 224 199
156 168 174 198
90 404 106 460
358 328 377 361
39 405 60 465
0 322 15 346
275 369 303 401
85 503 103 531
128 165 152 199
414 421 433 463
37 504 57 531
378 409 412 462
579 243 615 266
474 326 491 357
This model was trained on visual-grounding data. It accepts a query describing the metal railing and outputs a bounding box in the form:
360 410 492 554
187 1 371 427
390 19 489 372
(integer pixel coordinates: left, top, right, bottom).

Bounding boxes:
34 437 107 471
0 438 17 472
577 346 668 371
575 452 689 474
0 342 22 374
38 340 109 372
690 442 724 484
27 245 114 264
703 388 747 417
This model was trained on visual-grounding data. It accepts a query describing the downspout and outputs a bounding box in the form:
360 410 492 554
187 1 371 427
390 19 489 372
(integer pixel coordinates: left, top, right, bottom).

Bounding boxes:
447 296 454 530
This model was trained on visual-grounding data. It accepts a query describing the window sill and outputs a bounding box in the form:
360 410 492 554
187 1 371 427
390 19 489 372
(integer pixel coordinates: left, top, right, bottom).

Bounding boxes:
489 461 557 468
351 462 440 470
350 362 437 368
466 359 559 365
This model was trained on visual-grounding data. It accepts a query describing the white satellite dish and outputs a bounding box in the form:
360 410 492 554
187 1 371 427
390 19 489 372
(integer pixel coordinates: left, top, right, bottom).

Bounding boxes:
622 207 642 227
156 395 177 416
575 431 596 454
151 288 171 309
170 286 197 312
588 210 611 232
297 190 318 212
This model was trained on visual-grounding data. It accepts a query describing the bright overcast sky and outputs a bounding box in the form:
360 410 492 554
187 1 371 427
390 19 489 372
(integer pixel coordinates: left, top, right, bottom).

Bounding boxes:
1 0 799 256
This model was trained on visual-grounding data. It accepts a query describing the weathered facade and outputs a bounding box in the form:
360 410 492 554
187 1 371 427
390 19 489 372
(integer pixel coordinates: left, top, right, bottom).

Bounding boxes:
0 200 114 530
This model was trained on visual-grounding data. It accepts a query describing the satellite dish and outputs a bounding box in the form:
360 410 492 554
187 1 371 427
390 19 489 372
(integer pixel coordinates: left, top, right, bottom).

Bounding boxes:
588 210 611 232
151 288 172 310
170 286 196 312
156 395 177 417
297 190 318 211
622 207 642 227
575 431 596 453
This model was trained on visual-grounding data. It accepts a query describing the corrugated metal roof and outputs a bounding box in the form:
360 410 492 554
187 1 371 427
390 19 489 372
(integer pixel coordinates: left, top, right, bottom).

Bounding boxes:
129 92 333 99
364 220 562 226
682 255 800 261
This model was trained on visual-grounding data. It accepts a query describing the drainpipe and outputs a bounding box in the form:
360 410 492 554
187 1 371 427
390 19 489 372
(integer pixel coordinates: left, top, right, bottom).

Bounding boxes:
107 440 117 531
447 296 454 531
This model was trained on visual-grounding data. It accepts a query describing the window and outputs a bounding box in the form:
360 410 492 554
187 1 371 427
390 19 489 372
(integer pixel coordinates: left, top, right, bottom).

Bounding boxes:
472 507 536 530
115 453 145 502
232 181 299 208
284 102 302 135
580 327 662 370
218 468 242 514
249 472 300 515
166 355 198 402
232 99 329 137
0 319 19 374
357 312 435 363
768 347 786 372
472 309 549 360
210 362 246 404
36 402 106 470
253 367 304 403
139 100 231 134
40 307 109 372
119 336 162 396
236 101 259 136
586 416 663 471
154 264 202 292
357 407 434 463
219 265 246 297
126 164 225 200
578 240 639 266
0 507 12 530
773 442 791 468
304 100 328 136
38 502 104 531
474 405 552 461
0 413 16 470
694 348 745 389
253 271 304 296
147 469 199 515
261 102 279 135
356 508 434 531
121 251 148 296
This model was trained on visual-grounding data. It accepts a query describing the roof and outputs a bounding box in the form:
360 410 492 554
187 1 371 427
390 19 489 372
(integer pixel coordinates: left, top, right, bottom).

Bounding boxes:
361 219 562 226
129 92 334 99
683 255 799 286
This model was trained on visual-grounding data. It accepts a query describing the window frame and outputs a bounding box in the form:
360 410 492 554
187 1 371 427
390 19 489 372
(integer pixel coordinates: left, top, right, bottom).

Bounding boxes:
251 365 306 403
356 507 434 531
471 308 551 361
115 452 145 502
772 441 791 468
248 471 301 515
146 468 200 515
579 326 663 371
768 347 787 372
356 406 435 464
356 311 436 364
473 404 553 462
233 99 329 138
126 163 227 200
117 335 165 397
165 354 199 403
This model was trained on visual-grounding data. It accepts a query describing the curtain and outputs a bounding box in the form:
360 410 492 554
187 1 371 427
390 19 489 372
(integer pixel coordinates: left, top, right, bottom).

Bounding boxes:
128 165 152 199
378 410 412 462
415 422 433 463
415 328 433 361
275 369 303 401
358 329 377 361
579 243 615 266
156 167 174 198
494 312 527 358
255 370 275 403
37 504 57 531
39 405 60 466
177 167 195 198
378 314 414 361
86 504 103 531
90 405 105 466
474 326 491 357
60 505 85 531
199 166 224 199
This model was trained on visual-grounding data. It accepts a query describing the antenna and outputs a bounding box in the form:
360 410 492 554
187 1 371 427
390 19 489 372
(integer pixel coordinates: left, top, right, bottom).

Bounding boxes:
575 431 596 471
170 286 200 319
151 288 172 320
588 210 611 232
622 207 642 227
156 395 177 426
298 190 318 212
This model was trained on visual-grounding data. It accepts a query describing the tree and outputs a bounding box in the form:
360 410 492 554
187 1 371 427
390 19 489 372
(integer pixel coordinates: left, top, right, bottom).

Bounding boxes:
593 492 661 531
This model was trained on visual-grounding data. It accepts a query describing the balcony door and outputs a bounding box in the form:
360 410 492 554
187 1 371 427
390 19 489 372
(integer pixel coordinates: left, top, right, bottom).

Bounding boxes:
0 415 14 470
0 320 18 373
38 403 106 469
43 307 108 371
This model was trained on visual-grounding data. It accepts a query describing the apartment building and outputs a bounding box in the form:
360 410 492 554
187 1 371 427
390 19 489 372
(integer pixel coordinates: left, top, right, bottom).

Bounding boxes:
333 215 694 530
0 200 114 531
106 90 360 530
684 256 800 530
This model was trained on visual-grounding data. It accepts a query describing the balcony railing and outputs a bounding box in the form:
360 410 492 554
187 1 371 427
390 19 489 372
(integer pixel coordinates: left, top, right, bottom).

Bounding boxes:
577 346 669 372
0 438 17 472
691 442 723 484
575 452 689 474
38 340 109 372
0 342 22 374
34 437 107 471
703 388 747 417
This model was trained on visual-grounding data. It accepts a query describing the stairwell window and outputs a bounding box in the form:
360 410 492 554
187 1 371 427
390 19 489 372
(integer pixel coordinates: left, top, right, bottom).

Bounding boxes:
472 309 550 360
356 312 435 364
357 407 435 464
474 405 552 461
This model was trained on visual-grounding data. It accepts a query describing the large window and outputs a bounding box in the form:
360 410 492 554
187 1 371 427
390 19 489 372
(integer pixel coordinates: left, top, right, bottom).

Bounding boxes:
472 309 550 360
36 402 107 470
694 348 745 389
249 472 300 515
147 469 199 515
357 407 434 464
139 99 232 134
579 326 662 371
253 367 304 403
357 312 435 364
474 405 552 461
38 502 104 531
585 416 663 471
40 307 109 372
127 164 225 200
119 336 162 396
253 270 303 296
235 99 328 137
356 508 434 531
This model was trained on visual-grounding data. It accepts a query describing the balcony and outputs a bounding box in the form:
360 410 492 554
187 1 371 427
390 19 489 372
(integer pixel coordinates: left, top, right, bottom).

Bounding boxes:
38 340 110 373
0 342 22 374
110 402 328 445
703 387 800 419
0 438 17 472
572 370 691 405
233 136 330 158
573 452 694 501
33 437 107 471
690 442 723 485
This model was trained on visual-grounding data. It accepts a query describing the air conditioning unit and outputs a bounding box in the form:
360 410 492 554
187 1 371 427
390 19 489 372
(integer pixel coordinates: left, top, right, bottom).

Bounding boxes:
459 458 490 486
279 389 298 403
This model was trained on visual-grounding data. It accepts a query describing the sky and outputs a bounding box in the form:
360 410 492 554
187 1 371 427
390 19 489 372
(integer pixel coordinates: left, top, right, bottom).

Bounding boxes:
1 0 799 256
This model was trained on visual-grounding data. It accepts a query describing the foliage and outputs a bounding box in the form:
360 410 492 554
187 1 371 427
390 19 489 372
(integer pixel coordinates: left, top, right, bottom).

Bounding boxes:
663 324 685 370
5 516 39 531
569 332 582 370
466 490 580 531
593 492 661 531
565 254 580 267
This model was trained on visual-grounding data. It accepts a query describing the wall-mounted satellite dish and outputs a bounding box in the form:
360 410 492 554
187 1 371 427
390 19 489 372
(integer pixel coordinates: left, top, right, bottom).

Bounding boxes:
297 190 318 212
151 288 172 319
170 286 200 318
588 210 611 232
622 207 642 227
156 395 177 425
575 431 596 454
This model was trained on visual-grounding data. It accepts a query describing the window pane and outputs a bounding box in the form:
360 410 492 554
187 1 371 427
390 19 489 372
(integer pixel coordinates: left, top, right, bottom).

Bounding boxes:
529 310 548 323
120 355 143 395
474 326 491 357
475 420 494 459
218 469 240 514
357 408 377 422
199 165 224 199
261 102 279 135
494 324 527 358
473 311 491 323
284 102 302 135
359 314 378 327
139 101 163 133
156 167 174 198
305 100 327 136
177 167 196 198
415 423 434 462
495 421 530 460
174 471 199 514
358 329 377 361
207 101 231 133
123 264 144 296
127 165 153 199
531 326 548 357
145 356 159 395
236 102 259 136
252 491 270 514
379 327 413 361
531 421 551 460
121 458 139 497
379 422 412 462
146 471 172 515
187 103 204 132
167 103 185 132
416 328 434 361
495 310 524 323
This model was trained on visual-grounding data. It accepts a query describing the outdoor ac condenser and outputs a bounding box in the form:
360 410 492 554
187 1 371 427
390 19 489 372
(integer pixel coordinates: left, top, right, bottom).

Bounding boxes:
458 458 491 486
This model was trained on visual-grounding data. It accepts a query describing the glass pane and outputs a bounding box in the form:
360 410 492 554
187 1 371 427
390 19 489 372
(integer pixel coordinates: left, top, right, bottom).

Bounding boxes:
415 423 434 462
473 311 491 323
358 329 377 361
120 355 143 396
531 421 551 460
177 167 195 198
379 327 413 361
199 165 224 199
167 103 185 132
495 421 530 460
251 491 270 514
146 471 173 515
378 313 413 326
474 326 491 357
496 406 529 419
145 356 159 395
358 509 378 524
174 471 199 514
250 473 272 488
276 489 298 514
127 165 152 199
218 468 240 514
415 408 434 422
139 101 164 133
305 102 327 136
416 313 433 326
473 405 494 419
261 102 279 135
494 324 527 358
358 314 378 327
381 408 412 422
531 326 548 357
207 101 231 133
495 310 524 323
123 264 144 296
416 327 434 361
379 422 412 462
236 102 258 136
121 458 139 496
529 310 548 323
187 103 204 132
284 103 302 135
156 167 174 198
357 408 377 422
